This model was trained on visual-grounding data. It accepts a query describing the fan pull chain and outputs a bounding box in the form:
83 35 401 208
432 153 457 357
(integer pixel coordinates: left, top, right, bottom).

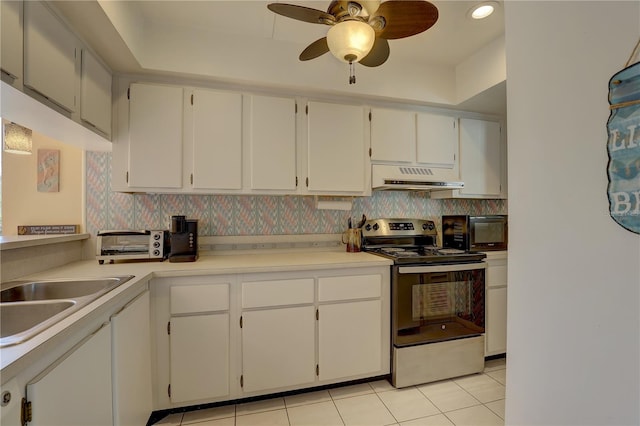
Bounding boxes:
349 61 356 84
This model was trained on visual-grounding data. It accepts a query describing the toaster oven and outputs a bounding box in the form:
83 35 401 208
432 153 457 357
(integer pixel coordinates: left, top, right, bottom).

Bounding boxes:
96 230 169 264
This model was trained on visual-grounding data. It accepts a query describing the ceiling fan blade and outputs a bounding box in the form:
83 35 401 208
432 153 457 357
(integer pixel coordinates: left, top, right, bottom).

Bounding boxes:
359 38 390 67
299 37 330 61
267 3 336 24
372 0 438 40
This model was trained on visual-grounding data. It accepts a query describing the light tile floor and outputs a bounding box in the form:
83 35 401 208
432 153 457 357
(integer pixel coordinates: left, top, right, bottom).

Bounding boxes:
154 358 506 426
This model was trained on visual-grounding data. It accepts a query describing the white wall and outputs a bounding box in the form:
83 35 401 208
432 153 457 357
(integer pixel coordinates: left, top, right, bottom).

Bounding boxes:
2 131 84 236
505 2 640 425
455 35 506 104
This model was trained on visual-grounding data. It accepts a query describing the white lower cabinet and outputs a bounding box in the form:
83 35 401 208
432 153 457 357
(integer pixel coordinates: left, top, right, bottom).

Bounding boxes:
168 282 231 404
111 290 153 426
318 274 384 381
240 277 316 393
152 266 389 410
484 251 508 356
26 323 113 426
170 313 229 403
241 306 316 393
318 300 382 381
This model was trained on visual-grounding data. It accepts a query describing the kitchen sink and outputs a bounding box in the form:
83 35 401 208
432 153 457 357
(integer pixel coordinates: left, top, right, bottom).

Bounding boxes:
1 301 76 339
0 275 134 347
1 277 128 302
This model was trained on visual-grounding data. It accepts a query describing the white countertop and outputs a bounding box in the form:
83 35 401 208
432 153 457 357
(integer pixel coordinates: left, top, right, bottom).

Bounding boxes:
34 249 391 278
0 233 90 250
1 249 391 380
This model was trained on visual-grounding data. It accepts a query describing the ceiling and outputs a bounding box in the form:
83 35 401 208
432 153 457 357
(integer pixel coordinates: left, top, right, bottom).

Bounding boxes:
53 0 506 115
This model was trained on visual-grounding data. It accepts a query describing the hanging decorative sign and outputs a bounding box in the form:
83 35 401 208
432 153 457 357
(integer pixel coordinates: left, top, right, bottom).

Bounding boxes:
607 39 640 234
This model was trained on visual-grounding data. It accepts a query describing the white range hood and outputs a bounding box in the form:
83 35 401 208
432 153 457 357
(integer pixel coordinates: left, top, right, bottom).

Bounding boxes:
371 164 464 191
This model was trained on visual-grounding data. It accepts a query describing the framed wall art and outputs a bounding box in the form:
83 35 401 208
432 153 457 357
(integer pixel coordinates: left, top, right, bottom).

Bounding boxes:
37 149 60 192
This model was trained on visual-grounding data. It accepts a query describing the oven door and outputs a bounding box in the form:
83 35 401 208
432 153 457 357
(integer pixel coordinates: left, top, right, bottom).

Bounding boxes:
392 262 486 348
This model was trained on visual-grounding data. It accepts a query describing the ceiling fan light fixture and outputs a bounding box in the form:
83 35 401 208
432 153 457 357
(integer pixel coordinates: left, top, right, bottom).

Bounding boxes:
359 1 381 16
468 2 498 19
327 20 375 63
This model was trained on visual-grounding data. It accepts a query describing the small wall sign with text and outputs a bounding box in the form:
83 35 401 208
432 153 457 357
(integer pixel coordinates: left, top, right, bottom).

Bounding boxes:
607 39 640 234
18 225 80 235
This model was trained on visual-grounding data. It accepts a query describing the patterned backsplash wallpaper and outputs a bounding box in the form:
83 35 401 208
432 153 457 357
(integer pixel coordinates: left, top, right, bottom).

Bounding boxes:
86 152 507 237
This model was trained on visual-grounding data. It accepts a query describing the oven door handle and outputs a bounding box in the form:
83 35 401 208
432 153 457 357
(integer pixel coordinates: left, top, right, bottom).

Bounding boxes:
397 262 486 274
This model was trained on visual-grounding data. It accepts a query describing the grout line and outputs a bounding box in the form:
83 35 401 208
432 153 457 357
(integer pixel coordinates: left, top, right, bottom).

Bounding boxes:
327 392 347 426
167 368 506 426
372 387 400 425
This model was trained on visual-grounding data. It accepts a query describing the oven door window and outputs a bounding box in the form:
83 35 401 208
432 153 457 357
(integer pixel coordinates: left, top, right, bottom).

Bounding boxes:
394 268 485 347
411 280 470 320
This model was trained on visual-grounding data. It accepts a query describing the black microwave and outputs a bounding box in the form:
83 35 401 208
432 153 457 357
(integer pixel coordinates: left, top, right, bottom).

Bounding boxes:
442 215 508 251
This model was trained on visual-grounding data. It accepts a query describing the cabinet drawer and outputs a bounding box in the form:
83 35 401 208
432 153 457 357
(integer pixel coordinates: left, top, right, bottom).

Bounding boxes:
487 261 508 288
318 274 382 302
171 284 229 315
242 279 314 308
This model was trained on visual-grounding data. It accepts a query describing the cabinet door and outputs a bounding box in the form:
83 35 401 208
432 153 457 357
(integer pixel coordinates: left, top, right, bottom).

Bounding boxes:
417 113 457 168
248 95 297 191
370 108 415 163
242 306 315 393
307 101 367 193
486 287 507 356
1 0 23 80
459 118 502 196
191 89 242 190
80 49 112 135
128 83 183 188
112 291 152 426
27 323 113 426
170 313 230 403
318 300 382 381
24 1 77 112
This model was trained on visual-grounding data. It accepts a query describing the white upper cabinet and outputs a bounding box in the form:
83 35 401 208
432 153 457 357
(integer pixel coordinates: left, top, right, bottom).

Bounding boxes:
432 117 506 199
247 95 297 191
80 49 112 136
370 108 415 163
24 1 78 112
416 112 458 168
1 0 23 81
306 101 369 195
459 118 503 197
189 88 243 190
370 107 458 168
128 82 184 189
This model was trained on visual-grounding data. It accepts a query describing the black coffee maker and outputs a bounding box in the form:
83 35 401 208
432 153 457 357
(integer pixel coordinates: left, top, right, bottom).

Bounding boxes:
169 215 198 262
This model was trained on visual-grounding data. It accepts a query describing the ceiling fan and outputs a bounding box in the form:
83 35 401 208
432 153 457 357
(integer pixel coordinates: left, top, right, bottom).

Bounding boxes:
267 0 439 83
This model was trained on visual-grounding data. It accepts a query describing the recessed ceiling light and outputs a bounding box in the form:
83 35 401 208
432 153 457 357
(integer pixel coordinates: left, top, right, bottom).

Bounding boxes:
468 2 498 20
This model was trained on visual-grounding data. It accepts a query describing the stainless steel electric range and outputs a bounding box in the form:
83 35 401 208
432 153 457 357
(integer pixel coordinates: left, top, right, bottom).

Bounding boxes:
362 218 487 388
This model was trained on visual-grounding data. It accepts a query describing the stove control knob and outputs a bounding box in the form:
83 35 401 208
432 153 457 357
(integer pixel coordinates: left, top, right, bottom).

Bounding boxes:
372 223 379 231
365 224 372 231
428 222 435 230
